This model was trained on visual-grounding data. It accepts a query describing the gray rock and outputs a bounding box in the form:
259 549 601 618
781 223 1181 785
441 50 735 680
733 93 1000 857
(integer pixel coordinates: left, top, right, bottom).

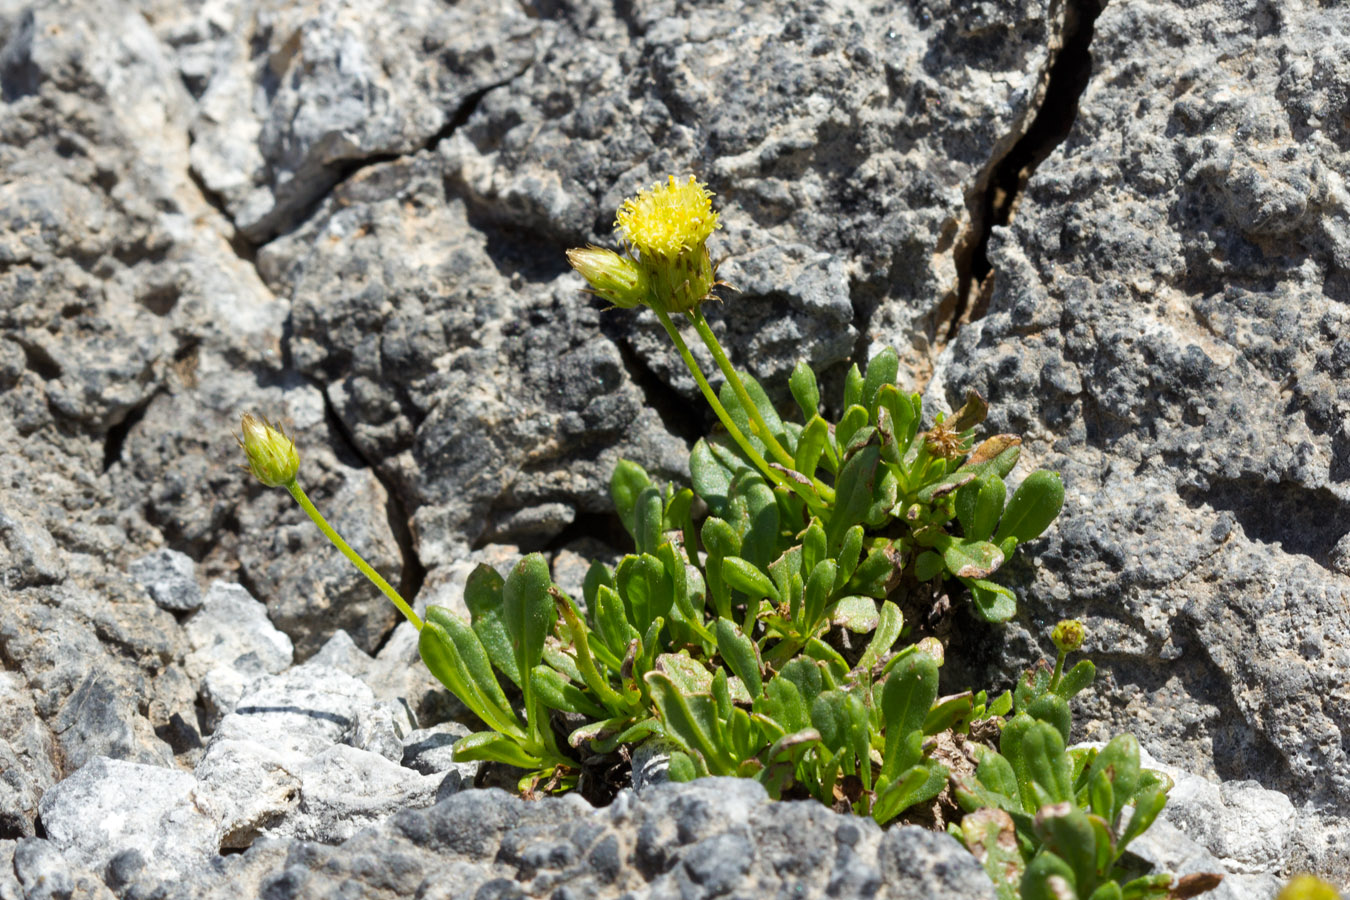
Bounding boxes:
191 739 302 851
5 0 1350 893
128 549 203 612
185 581 294 678
209 664 371 763
401 722 476 784
37 758 216 883
118 375 407 660
133 777 1000 900
922 2 1350 859
278 743 443 843
185 581 294 729
879 826 998 900
0 671 58 840
179 0 539 241
629 737 679 795
2 838 115 900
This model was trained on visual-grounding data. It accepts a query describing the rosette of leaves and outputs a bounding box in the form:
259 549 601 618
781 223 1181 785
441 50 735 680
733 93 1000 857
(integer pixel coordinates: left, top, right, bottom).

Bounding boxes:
689 347 1065 625
951 660 1221 900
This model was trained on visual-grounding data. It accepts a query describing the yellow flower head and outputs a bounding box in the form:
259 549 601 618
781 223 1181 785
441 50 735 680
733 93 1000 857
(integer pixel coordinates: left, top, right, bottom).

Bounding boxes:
615 175 721 261
236 413 300 487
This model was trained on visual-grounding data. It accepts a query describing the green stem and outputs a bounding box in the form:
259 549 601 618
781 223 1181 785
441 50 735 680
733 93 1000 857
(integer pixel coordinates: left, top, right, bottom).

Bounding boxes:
652 309 791 494
286 480 423 631
686 309 794 467
687 309 836 503
1050 648 1067 691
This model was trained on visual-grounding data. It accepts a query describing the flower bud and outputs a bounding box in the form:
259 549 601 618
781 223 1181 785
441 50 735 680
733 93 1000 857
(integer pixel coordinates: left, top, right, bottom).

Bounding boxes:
1051 619 1085 654
614 175 723 313
566 246 650 309
644 242 716 314
1277 875 1340 900
237 413 299 487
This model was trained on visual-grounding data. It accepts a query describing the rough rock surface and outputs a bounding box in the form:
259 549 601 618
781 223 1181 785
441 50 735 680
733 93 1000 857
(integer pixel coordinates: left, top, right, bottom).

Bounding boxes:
925 1 1350 882
2 0 1348 895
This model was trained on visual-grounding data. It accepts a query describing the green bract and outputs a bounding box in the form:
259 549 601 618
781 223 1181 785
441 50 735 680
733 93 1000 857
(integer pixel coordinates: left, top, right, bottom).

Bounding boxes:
236 175 1216 900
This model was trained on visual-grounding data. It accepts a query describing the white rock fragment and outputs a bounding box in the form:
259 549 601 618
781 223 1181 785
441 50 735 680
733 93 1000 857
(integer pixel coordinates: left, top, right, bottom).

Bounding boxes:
37 758 215 882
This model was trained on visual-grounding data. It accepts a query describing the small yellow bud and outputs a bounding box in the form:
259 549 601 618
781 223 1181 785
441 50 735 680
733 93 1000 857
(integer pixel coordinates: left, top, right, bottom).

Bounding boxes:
1051 619 1085 654
1277 875 1341 900
565 246 651 309
236 413 299 487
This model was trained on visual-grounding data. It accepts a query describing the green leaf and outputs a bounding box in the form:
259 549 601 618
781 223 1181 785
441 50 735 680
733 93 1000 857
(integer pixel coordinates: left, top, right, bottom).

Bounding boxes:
610 459 654 541
701 516 740 620
790 359 820 421
800 519 827 575
531 665 608 718
1028 693 1073 747
881 652 939 779
803 559 837 632
736 474 780 570
721 556 781 603
835 526 864 588
967 578 1018 623
582 560 614 619
503 554 555 694
848 543 898 598
691 438 734 517
635 485 664 555
857 601 903 672
463 564 519 687
810 690 852 753
862 347 900 418
956 473 1007 542
1085 734 1142 823
1022 720 1073 805
915 550 944 583
876 385 918 464
873 760 948 825
941 538 1005 579
645 672 735 775
1054 660 1097 701
593 583 635 665
452 732 542 769
1033 803 1099 892
924 692 974 735
996 471 1065 544
794 416 830 480
827 444 880 551
915 470 977 504
714 617 763 699
843 362 863 412
420 608 524 740
1086 883 1124 900
1119 786 1169 853
655 653 713 695
836 404 870 450
760 674 810 734
668 751 699 782
831 595 879 633
1020 850 1078 900
616 553 674 635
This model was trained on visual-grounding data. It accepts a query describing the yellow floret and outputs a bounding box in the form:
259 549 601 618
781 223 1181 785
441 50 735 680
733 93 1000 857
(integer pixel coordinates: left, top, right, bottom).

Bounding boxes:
615 175 721 260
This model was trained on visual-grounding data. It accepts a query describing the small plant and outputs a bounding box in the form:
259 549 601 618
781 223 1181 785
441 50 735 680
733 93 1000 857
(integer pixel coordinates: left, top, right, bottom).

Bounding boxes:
235 175 1215 898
